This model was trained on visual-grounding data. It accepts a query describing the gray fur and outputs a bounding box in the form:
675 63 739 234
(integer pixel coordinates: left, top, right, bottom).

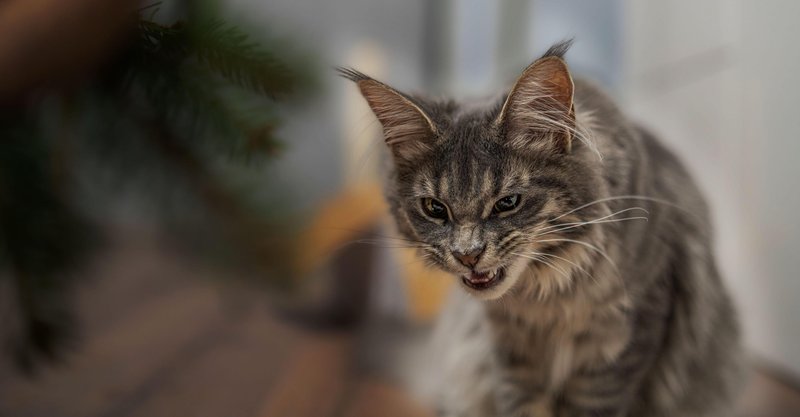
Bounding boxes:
343 41 744 417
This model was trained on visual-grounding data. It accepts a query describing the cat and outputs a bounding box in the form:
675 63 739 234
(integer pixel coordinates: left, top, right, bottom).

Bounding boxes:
340 40 744 417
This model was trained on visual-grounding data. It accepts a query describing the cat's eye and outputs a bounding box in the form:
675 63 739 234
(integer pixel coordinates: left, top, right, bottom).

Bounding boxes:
421 198 449 220
493 194 521 214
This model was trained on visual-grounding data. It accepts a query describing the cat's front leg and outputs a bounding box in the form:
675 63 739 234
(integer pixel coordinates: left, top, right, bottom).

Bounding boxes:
492 370 555 417
496 395 555 417
554 313 662 417
555 356 649 417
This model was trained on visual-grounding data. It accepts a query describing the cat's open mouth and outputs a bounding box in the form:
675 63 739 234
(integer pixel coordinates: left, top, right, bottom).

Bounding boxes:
462 268 506 291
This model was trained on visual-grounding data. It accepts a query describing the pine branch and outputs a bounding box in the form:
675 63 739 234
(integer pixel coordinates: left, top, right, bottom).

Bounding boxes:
187 19 311 99
133 18 312 99
125 19 294 161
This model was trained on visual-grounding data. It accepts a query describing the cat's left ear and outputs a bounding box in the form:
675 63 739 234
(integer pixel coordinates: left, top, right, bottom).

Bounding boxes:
338 68 437 161
497 55 576 153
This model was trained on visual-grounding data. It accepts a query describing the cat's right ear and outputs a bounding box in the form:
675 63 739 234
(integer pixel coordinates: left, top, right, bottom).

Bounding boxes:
338 68 437 161
495 43 576 154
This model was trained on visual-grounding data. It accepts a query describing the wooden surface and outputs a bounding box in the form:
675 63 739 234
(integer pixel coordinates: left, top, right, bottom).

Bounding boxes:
0 230 796 417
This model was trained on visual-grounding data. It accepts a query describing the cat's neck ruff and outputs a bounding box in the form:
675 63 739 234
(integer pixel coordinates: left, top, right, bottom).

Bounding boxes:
485 228 631 331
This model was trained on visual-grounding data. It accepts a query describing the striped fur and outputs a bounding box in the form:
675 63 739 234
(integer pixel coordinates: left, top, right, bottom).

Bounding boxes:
343 41 744 417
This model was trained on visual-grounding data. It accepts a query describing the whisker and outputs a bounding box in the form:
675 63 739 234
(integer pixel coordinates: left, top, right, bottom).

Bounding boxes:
531 216 649 239
353 239 428 249
538 252 597 284
552 195 691 222
319 227 425 243
525 255 575 298
354 236 429 245
516 250 597 284
400 250 441 269
530 238 619 272
518 253 570 281
541 207 649 233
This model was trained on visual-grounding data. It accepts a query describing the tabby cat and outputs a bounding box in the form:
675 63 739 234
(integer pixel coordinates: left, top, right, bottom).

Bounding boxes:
340 40 743 417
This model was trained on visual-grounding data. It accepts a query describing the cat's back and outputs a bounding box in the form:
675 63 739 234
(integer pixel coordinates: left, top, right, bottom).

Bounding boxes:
574 78 711 226
574 78 743 417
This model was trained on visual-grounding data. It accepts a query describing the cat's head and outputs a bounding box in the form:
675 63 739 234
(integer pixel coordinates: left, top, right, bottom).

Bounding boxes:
343 41 607 301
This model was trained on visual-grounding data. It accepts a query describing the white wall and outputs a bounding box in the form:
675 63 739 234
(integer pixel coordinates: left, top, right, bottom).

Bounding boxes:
223 0 432 211
622 0 800 376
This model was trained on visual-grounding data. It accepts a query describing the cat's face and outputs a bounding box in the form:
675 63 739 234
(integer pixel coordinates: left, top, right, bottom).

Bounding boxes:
344 42 603 300
394 128 582 299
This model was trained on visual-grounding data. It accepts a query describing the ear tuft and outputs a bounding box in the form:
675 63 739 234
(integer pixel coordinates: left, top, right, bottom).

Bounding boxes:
540 38 574 60
340 68 437 160
336 66 372 83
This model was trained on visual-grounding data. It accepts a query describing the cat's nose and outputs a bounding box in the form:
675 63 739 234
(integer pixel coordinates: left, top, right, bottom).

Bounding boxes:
453 246 485 268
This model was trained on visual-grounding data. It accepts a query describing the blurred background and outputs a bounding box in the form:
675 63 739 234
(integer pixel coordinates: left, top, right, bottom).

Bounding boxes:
1 0 799 416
